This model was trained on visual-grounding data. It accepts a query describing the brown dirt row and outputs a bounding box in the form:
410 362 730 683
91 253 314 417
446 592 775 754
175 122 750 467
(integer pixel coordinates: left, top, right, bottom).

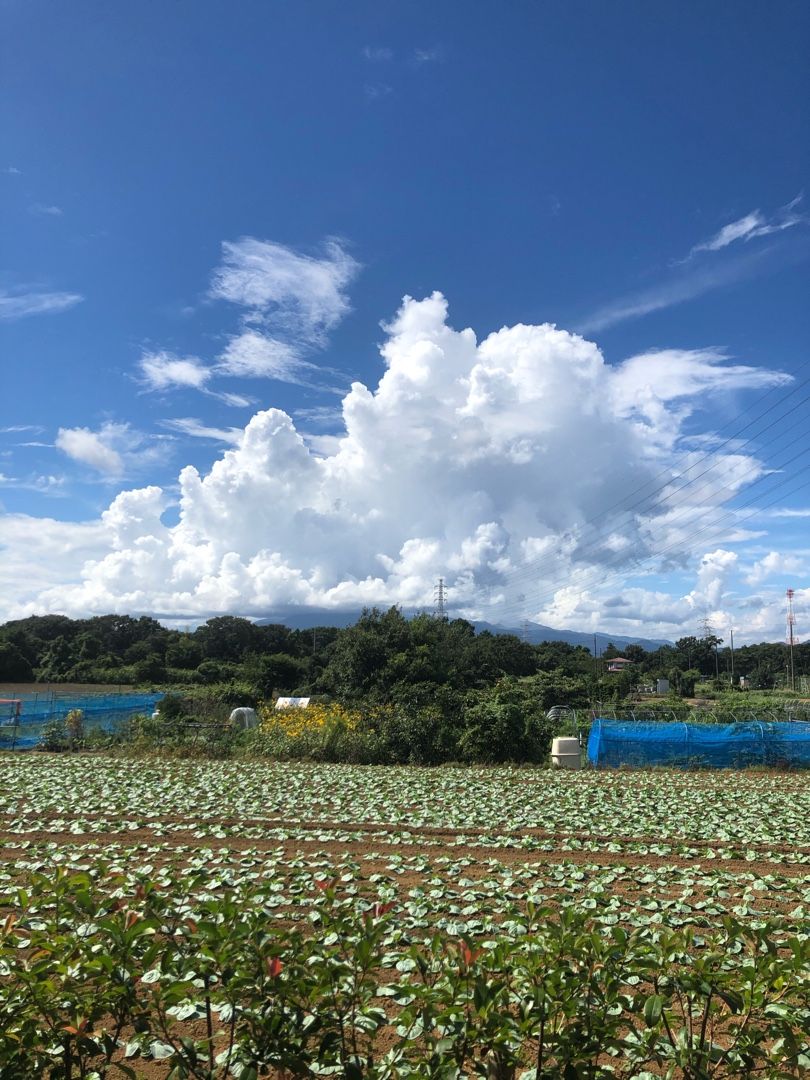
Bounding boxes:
0 827 807 880
1 808 808 857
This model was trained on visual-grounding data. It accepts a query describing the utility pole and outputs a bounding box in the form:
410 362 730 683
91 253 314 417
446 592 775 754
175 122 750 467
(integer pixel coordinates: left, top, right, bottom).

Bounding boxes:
729 627 734 686
433 578 448 620
786 588 796 693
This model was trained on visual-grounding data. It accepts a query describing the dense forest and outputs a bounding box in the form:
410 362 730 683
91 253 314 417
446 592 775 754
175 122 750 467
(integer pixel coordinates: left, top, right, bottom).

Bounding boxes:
0 608 806 700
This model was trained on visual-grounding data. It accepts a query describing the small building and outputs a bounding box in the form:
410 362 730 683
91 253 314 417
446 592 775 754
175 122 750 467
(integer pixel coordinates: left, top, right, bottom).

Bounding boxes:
605 657 633 673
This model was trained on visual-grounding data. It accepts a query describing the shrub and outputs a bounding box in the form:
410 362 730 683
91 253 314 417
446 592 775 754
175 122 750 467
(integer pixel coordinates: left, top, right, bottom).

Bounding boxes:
37 719 68 752
64 708 84 749
458 678 554 763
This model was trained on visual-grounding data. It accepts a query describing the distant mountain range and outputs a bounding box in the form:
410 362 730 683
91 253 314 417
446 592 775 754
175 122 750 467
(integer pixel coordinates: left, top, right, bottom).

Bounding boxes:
471 621 671 652
260 609 671 653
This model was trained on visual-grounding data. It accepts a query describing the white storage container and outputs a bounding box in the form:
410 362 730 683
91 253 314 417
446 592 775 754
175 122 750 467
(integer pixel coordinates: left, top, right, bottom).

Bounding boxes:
551 736 581 770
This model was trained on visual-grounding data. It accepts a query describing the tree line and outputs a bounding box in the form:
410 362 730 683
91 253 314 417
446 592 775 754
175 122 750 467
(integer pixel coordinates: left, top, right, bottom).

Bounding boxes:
0 608 805 699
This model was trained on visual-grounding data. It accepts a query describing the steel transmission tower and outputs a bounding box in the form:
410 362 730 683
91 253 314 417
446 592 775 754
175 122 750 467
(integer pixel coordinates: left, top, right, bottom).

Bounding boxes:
786 588 797 693
698 615 721 679
433 578 448 620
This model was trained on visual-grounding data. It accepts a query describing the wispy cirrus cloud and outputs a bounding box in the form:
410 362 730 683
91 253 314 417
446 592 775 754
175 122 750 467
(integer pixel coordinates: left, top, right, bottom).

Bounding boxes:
216 391 256 408
364 82 393 100
30 203 63 217
413 46 443 65
139 236 361 402
0 288 83 321
689 194 805 257
578 246 770 333
0 472 66 495
363 46 393 62
160 417 243 445
758 507 810 519
579 195 807 333
217 331 303 380
209 236 360 345
138 350 258 405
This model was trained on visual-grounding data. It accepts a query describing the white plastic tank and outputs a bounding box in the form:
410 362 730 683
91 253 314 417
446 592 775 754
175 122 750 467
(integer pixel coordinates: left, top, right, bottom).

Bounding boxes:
551 736 581 770
229 707 258 731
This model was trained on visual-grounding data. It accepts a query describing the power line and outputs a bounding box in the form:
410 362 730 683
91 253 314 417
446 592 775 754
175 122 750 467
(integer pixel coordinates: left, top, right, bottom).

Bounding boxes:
491 458 810 626
492 436 810 623
494 384 810 600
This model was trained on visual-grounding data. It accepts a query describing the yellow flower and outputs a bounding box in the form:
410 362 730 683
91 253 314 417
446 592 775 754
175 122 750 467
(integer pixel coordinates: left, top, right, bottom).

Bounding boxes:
259 701 367 736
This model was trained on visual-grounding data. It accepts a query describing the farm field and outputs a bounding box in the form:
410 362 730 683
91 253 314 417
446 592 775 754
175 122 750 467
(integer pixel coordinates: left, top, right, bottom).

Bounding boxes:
0 756 808 1077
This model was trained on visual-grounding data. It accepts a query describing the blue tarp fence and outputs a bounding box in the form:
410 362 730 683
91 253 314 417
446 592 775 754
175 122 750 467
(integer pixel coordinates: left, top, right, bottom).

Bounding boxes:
588 717 810 769
0 692 163 749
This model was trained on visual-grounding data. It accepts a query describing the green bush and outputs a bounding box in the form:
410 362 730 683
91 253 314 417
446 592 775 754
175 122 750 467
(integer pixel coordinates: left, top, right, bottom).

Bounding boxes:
459 678 554 763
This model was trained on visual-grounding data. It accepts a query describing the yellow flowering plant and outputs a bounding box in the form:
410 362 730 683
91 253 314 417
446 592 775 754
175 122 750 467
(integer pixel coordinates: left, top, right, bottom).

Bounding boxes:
253 700 397 760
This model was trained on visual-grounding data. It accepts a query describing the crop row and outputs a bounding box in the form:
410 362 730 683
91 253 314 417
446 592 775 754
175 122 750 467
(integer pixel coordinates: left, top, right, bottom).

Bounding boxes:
2 839 808 941
1 868 808 1078
2 757 809 847
2 818 808 869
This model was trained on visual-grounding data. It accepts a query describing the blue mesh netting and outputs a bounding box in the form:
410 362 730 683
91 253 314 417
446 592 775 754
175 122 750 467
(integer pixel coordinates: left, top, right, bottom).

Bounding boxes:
588 718 810 769
0 692 162 749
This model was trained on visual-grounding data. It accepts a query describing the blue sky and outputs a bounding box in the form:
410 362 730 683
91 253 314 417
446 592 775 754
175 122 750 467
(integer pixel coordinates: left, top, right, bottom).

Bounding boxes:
1 0 808 641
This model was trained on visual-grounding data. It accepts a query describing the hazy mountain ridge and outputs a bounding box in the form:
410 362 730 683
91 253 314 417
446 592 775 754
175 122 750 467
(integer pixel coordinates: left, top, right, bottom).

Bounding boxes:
260 610 671 651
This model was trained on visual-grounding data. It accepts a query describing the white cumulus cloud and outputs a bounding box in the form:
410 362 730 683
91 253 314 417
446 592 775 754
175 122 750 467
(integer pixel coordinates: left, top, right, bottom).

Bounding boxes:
56 427 125 476
139 351 212 391
55 422 168 479
3 292 791 634
745 550 807 586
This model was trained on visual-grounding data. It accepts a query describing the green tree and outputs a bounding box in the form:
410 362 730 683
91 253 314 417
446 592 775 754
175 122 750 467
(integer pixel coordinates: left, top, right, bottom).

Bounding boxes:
165 634 203 670
531 671 591 711
535 640 593 676
132 653 166 684
243 652 308 697
194 616 263 662
0 641 34 682
319 607 411 699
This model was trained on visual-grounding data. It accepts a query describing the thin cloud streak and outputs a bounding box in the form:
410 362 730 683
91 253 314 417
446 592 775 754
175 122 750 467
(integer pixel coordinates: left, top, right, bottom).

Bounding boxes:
160 418 243 445
413 46 443 64
578 247 770 333
579 195 807 333
0 289 83 320
689 194 805 257
362 46 393 62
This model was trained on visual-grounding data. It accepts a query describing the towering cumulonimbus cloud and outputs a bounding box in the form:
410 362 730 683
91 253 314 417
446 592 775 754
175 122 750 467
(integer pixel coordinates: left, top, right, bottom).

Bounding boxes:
7 293 789 623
